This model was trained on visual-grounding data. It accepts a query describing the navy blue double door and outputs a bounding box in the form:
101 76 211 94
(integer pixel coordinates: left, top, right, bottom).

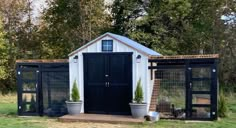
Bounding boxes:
83 53 133 115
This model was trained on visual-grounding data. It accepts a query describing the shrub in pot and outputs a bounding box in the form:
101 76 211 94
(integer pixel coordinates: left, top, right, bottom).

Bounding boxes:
66 80 82 115
129 78 147 118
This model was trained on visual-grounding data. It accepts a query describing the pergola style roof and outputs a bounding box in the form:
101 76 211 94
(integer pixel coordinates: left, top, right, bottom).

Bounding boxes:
16 59 68 63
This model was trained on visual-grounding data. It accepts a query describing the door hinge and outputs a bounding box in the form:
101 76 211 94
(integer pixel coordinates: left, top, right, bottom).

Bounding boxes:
190 83 192 88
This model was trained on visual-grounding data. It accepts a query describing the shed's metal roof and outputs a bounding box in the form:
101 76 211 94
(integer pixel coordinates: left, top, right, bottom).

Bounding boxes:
69 32 161 56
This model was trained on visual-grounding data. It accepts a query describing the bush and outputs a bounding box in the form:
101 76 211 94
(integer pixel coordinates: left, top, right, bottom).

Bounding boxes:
71 80 80 102
218 89 227 117
134 78 143 104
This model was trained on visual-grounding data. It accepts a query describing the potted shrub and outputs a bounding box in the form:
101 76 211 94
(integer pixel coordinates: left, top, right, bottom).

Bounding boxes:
66 80 82 115
129 78 147 118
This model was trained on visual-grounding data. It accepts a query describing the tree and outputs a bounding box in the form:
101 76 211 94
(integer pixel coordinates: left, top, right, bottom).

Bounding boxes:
0 16 9 80
42 0 110 58
111 0 146 35
0 0 42 93
0 0 27 92
16 0 42 59
0 15 11 93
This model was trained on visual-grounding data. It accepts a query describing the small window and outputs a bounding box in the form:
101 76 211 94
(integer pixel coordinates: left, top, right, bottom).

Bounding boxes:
102 40 113 52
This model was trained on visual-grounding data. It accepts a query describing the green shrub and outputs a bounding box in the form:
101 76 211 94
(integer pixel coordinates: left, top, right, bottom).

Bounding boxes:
71 80 80 102
218 89 227 117
134 78 143 104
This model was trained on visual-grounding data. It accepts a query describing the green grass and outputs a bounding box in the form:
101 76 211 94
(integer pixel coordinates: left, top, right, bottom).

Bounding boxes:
0 93 236 128
0 94 47 128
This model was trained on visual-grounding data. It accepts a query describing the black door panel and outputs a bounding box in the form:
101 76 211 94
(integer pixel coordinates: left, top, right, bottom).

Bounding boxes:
84 54 106 113
83 53 132 115
107 54 132 114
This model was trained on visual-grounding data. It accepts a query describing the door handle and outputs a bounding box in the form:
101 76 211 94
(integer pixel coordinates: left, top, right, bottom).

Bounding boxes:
105 82 110 87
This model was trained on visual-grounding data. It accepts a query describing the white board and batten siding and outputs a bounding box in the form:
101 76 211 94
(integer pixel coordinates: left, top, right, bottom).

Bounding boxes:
69 32 161 113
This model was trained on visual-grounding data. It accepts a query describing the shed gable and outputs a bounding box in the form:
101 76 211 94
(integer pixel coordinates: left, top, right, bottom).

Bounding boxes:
69 32 161 57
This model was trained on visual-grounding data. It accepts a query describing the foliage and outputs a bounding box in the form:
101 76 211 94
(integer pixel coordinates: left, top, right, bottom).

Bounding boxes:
218 89 228 117
71 80 80 102
134 78 144 104
42 0 110 58
0 0 40 93
111 0 145 35
0 0 235 93
0 17 9 80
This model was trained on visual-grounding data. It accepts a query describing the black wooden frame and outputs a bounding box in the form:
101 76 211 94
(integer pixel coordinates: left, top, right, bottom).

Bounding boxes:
149 58 218 121
16 62 69 116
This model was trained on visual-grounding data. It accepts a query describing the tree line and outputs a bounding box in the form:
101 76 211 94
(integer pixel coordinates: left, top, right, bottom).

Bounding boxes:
0 0 235 93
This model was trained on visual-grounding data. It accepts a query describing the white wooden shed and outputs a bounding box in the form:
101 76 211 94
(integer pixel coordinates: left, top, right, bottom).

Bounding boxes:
69 32 161 114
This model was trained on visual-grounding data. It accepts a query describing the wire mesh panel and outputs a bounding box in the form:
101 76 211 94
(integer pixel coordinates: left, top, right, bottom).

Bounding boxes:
155 68 186 119
42 71 69 116
149 57 218 120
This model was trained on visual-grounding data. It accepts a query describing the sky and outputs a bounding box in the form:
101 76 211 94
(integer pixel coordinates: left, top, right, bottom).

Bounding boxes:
32 0 47 18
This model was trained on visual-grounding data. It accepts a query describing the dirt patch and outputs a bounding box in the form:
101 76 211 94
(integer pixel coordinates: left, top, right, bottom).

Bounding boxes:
46 119 133 128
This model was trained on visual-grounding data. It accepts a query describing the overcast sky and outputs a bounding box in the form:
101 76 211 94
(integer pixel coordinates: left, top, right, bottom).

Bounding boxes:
32 0 47 18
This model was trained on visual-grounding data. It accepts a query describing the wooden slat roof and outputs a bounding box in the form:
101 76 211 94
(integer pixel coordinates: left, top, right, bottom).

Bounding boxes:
16 59 68 63
149 54 219 59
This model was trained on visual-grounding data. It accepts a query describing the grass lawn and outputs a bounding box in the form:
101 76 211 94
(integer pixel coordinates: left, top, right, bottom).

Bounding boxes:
0 93 235 128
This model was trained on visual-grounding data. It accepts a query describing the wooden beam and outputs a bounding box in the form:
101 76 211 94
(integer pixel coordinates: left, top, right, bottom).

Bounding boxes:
16 59 68 63
149 54 219 60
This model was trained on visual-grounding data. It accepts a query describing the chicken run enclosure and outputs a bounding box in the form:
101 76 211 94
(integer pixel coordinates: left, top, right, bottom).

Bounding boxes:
16 60 69 116
149 54 218 120
16 54 218 120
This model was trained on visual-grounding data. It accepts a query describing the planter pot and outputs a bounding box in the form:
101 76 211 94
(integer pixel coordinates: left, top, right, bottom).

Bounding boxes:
129 103 147 118
66 101 82 115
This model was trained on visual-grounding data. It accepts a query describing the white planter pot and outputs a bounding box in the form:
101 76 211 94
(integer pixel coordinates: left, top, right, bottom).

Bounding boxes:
66 101 82 115
129 103 147 118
